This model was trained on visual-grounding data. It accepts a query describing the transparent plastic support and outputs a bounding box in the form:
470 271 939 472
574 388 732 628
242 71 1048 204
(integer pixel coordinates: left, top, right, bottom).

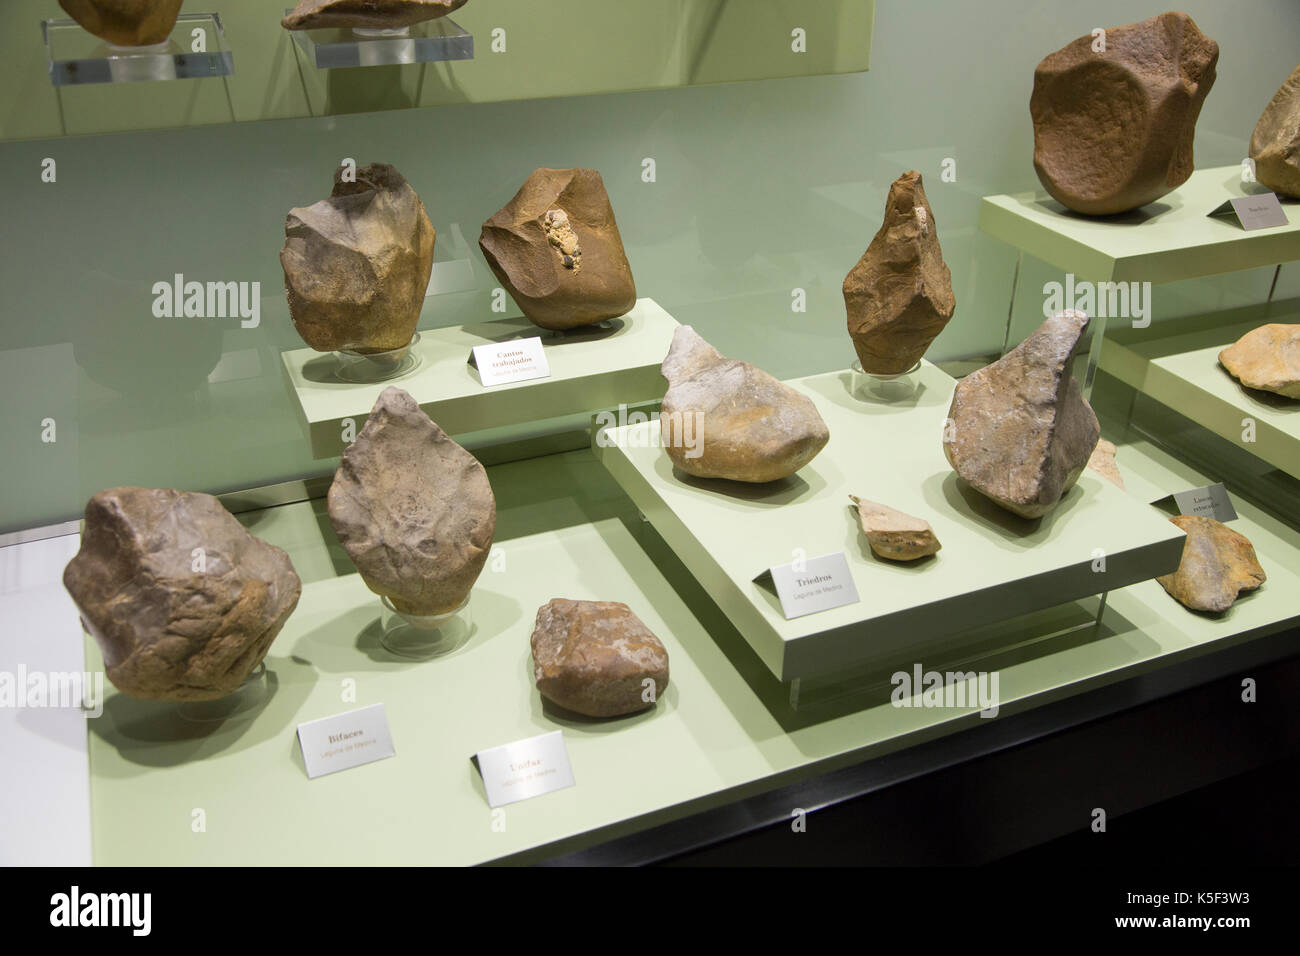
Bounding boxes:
335 332 421 383
380 594 473 660
177 661 268 723
288 15 473 70
850 360 923 403
43 14 235 86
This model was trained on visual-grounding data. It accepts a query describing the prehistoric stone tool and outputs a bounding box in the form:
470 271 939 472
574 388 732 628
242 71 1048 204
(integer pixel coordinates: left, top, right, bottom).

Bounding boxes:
480 168 636 331
282 0 469 31
1250 64 1300 199
1030 12 1218 215
1219 324 1300 399
63 487 302 701
328 387 496 616
944 310 1100 519
1156 516 1266 612
1086 439 1126 489
282 163 435 353
659 326 829 483
531 599 669 718
844 171 955 374
58 0 184 46
849 496 941 561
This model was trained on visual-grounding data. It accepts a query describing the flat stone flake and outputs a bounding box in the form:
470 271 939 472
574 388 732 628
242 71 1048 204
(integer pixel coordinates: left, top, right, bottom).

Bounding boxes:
1156 515 1266 613
1219 324 1300 399
282 0 469 30
849 495 941 561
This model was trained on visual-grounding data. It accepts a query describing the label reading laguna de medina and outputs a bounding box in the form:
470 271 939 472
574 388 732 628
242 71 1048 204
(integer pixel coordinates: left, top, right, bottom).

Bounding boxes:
296 703 396 779
471 337 551 387
473 730 575 808
756 551 861 620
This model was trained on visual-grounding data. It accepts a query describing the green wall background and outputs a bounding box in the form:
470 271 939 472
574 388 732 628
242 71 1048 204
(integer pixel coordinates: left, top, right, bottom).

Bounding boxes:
2 0 1298 531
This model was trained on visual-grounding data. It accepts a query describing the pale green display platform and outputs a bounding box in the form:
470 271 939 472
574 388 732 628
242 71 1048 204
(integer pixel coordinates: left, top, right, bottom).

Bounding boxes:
281 298 677 458
81 446 1300 866
1100 300 1300 479
979 167 1300 283
1 0 874 141
594 364 1187 683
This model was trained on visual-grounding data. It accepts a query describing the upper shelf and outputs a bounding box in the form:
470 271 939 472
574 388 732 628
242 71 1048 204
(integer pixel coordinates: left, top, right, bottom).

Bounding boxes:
0 0 874 141
979 167 1300 284
1099 299 1300 480
281 298 678 460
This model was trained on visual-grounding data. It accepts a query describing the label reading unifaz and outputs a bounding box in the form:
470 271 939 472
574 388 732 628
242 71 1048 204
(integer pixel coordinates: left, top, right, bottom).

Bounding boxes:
473 730 575 808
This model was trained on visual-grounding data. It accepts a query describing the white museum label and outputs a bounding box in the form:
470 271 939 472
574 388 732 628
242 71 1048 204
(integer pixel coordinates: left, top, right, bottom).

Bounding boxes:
756 551 860 620
471 337 551 387
474 730 575 808
1209 193 1289 231
297 703 396 779
1170 483 1238 522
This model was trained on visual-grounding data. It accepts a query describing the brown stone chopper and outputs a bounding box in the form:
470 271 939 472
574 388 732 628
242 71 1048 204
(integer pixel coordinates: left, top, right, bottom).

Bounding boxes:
530 599 669 718
59 1 184 47
1030 11 1218 216
844 171 956 374
282 162 435 354
480 168 637 331
1249 64 1300 200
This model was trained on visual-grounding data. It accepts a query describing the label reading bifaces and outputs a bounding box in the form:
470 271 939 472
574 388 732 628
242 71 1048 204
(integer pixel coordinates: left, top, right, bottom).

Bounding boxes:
296 703 396 779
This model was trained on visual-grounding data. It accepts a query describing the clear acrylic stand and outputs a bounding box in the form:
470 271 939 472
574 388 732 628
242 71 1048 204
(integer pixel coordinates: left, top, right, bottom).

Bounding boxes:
288 15 473 69
44 13 235 86
380 594 472 660
335 332 422 383
850 360 923 403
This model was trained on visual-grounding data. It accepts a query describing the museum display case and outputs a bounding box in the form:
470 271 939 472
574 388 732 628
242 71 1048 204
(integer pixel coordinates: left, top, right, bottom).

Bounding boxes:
3 1 1299 871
